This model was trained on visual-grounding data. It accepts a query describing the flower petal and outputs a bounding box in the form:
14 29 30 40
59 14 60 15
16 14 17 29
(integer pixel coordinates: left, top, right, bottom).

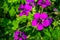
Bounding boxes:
24 10 29 16
41 4 47 8
19 12 23 16
48 17 53 24
53 8 58 12
19 11 29 16
21 32 27 39
26 0 31 3
19 37 23 40
45 1 51 6
34 13 40 19
22 35 27 39
37 24 44 30
26 0 34 3
14 35 19 39
42 20 50 27
14 30 20 35
40 12 48 20
25 4 32 11
32 19 37 26
18 4 24 10
37 0 42 5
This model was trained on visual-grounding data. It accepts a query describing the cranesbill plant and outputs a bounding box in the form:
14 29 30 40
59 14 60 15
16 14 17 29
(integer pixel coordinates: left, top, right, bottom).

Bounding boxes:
37 0 51 8
14 30 27 40
18 4 32 16
32 12 52 30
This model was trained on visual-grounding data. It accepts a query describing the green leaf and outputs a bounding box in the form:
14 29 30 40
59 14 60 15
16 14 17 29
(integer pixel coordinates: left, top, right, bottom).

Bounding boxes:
3 2 8 7
20 0 26 4
15 5 19 13
48 26 53 33
8 0 18 3
21 15 27 22
52 21 58 26
43 29 51 37
17 0 20 3
9 7 16 16
16 16 26 23
35 0 38 2
52 28 58 40
0 18 9 27
51 0 56 2
27 13 33 21
32 7 36 14
12 20 19 30
3 2 9 13
36 32 41 40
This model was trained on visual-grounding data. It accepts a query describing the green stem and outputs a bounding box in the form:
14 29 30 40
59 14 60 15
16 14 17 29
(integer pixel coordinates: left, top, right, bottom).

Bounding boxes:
32 27 36 33
40 6 43 13
19 26 26 30
42 8 43 13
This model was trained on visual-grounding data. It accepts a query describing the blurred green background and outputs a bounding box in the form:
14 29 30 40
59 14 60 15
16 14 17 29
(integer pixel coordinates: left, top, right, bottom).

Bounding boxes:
0 0 60 40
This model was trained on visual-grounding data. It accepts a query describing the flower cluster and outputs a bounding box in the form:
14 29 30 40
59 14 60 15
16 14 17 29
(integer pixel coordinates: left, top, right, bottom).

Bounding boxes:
18 0 52 31
14 30 27 40
32 12 52 30
18 0 51 16
18 4 32 16
37 0 51 8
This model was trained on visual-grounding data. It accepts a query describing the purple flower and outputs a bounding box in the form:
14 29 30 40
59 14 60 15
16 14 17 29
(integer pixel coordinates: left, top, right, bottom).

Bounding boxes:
53 8 58 12
18 4 32 11
14 30 20 40
19 10 29 16
48 17 53 24
19 4 32 16
41 4 47 8
26 0 35 6
37 0 51 8
26 0 34 4
21 32 27 40
18 4 24 10
32 12 52 30
14 31 27 40
24 4 32 11
19 37 23 40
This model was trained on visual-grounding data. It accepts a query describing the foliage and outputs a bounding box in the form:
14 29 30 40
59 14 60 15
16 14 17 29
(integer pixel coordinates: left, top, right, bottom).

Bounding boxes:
0 0 60 40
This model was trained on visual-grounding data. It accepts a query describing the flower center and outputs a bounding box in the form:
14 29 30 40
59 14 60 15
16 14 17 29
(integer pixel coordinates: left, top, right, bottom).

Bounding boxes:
42 0 46 4
38 19 42 23
22 11 26 15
